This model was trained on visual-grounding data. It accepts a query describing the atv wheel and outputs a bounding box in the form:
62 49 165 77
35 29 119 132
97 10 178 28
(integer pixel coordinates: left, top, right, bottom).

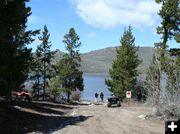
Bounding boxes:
117 101 121 107
107 102 111 107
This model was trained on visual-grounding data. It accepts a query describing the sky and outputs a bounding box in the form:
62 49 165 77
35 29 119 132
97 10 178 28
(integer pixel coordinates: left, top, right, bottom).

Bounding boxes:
27 0 179 53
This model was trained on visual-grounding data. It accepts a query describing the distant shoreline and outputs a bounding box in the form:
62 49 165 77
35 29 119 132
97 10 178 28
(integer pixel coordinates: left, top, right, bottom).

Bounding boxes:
83 72 109 77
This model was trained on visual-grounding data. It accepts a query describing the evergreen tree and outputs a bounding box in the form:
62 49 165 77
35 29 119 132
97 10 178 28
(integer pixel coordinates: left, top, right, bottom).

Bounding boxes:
48 77 62 100
165 59 180 93
155 0 179 70
153 0 180 103
155 0 179 49
105 26 141 98
34 25 54 99
169 48 180 58
31 45 43 96
0 0 39 96
56 28 84 102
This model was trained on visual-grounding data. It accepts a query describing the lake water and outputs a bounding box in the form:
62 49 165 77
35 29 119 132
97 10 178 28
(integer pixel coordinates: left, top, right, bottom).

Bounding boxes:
25 73 112 101
82 73 111 101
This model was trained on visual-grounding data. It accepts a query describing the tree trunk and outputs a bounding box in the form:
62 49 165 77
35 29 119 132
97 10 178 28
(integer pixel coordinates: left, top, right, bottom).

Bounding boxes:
43 61 46 101
156 71 161 105
161 26 168 71
43 73 46 100
67 92 70 103
37 73 40 97
156 26 168 105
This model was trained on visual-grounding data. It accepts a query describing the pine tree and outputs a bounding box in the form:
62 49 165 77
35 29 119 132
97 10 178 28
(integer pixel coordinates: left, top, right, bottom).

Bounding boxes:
153 0 180 104
56 28 84 102
0 0 39 96
31 45 43 97
105 26 141 98
48 77 62 100
155 0 179 70
155 0 179 49
34 25 54 100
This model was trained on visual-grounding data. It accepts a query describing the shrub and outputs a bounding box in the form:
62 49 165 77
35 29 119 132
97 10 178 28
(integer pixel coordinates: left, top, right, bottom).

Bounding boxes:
53 93 67 103
144 68 180 119
156 90 180 119
71 91 81 101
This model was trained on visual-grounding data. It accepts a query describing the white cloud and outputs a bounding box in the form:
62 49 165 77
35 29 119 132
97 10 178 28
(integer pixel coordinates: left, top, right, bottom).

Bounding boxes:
72 0 161 29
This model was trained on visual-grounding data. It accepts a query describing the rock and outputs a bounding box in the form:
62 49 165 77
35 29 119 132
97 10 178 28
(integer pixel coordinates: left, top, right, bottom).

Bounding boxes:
89 104 94 107
138 114 146 120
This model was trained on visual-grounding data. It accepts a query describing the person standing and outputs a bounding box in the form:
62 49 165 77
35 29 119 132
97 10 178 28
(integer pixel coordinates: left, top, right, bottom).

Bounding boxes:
95 92 98 102
100 92 104 102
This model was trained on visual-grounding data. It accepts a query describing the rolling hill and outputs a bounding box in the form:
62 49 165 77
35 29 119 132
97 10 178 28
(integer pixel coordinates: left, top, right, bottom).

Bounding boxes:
53 47 154 73
80 47 154 73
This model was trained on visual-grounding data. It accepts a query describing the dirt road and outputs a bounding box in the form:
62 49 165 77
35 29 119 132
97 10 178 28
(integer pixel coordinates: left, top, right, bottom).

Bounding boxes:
52 103 164 134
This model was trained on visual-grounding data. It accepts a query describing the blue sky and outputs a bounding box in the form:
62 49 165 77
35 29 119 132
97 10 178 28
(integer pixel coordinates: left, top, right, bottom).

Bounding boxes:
27 0 178 53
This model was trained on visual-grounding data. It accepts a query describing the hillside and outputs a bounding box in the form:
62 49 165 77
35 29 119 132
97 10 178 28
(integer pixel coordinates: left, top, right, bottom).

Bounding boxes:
54 47 154 73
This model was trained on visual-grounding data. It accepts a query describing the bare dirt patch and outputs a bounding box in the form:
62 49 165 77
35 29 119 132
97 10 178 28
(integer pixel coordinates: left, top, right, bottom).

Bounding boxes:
0 101 164 134
52 103 164 134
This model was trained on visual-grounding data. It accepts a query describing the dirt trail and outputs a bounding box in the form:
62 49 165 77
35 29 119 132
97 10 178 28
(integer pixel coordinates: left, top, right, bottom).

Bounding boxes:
52 104 164 134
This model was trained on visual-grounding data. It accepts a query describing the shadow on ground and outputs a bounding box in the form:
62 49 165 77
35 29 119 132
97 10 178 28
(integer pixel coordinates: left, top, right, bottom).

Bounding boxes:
0 101 92 134
108 105 121 108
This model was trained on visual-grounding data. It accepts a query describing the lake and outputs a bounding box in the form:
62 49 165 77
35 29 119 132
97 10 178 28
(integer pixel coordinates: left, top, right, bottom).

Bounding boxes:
82 73 111 101
25 73 112 101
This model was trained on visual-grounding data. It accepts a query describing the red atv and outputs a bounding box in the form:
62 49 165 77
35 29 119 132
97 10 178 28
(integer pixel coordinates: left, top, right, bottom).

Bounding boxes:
11 91 32 102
